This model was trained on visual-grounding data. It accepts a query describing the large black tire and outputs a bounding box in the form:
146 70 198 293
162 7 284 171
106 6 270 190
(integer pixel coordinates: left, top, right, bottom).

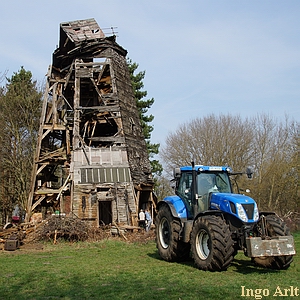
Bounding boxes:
155 205 190 262
190 215 235 271
253 214 294 270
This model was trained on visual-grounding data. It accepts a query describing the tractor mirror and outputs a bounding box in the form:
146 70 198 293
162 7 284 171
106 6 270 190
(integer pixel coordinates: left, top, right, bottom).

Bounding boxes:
246 167 253 179
173 167 181 178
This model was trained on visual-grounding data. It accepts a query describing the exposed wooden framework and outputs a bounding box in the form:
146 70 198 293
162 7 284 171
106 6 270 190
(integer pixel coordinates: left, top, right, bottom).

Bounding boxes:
26 19 155 226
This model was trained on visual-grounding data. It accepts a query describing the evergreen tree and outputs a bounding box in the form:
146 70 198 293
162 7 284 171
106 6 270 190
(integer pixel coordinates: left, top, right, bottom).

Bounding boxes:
127 59 163 175
0 67 42 221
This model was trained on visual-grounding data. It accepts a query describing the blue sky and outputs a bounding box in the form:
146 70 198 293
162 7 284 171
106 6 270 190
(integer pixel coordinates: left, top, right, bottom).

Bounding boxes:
0 1 299 147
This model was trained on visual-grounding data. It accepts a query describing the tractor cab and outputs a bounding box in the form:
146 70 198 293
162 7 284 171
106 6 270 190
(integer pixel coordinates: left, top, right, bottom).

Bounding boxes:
174 165 232 216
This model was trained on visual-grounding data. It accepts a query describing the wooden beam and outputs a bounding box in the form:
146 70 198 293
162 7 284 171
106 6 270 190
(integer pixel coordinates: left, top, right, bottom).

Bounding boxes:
88 136 125 143
90 77 107 105
43 124 66 130
79 105 120 112
31 196 46 211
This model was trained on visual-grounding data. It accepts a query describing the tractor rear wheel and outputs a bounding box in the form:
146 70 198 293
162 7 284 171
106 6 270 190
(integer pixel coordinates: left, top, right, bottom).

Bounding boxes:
155 205 190 262
191 215 235 271
253 214 294 270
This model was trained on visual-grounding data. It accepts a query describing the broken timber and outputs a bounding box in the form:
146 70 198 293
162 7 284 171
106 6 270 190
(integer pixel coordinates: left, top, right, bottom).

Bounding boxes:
26 18 155 227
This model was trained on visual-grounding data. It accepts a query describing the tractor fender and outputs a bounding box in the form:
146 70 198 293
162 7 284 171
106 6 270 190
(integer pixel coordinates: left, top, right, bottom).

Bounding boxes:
193 209 253 231
258 211 276 217
156 200 190 243
193 209 224 223
157 199 181 219
157 195 188 219
157 200 178 218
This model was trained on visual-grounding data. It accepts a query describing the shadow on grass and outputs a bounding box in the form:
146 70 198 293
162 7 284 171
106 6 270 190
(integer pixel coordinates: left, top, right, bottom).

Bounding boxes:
229 258 280 274
147 250 280 274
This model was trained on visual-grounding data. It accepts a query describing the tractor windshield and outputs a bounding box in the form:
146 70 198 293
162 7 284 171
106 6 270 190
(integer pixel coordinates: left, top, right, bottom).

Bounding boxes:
196 171 232 212
197 172 232 195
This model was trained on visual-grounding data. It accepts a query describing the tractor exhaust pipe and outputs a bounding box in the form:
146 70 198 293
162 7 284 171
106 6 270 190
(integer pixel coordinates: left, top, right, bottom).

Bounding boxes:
191 161 198 216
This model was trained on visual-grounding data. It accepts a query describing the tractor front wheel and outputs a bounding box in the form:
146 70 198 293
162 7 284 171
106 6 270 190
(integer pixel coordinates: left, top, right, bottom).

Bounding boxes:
253 214 294 270
191 215 235 271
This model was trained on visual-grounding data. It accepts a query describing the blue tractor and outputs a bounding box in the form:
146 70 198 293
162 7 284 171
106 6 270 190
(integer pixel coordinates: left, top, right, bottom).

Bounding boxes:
155 163 296 271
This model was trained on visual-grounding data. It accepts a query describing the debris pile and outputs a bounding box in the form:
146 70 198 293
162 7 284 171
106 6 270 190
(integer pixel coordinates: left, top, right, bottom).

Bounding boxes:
34 215 89 243
1 215 155 251
0 223 29 250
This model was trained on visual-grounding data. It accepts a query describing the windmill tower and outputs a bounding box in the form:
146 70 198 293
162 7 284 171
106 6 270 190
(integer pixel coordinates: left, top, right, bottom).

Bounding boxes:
26 19 155 226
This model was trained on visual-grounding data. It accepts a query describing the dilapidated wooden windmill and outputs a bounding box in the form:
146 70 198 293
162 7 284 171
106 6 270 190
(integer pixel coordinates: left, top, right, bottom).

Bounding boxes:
26 18 156 227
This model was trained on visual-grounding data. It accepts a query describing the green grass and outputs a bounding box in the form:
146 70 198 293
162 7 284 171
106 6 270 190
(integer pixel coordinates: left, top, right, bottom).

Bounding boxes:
0 232 299 300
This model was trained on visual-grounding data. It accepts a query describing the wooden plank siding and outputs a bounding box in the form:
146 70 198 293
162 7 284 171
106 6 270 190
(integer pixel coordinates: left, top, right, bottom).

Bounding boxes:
26 19 155 226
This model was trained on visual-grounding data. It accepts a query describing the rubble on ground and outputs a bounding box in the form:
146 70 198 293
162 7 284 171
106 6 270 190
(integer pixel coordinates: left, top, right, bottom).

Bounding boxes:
0 215 155 251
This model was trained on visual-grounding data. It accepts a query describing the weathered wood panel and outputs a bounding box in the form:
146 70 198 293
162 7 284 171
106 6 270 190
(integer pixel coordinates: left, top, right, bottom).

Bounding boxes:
26 18 154 226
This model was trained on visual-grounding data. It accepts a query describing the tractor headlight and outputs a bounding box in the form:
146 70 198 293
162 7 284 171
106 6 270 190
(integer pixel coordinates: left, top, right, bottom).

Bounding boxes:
236 203 248 222
253 203 259 221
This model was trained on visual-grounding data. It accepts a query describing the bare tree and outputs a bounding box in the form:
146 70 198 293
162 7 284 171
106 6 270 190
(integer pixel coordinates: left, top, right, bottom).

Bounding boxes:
160 113 298 216
0 70 8 84
249 114 298 214
161 114 253 174
153 175 174 201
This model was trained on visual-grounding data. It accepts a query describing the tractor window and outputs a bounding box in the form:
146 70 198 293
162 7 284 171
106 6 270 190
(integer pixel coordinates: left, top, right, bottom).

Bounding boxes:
177 172 193 205
197 172 231 196
198 173 214 196
215 172 232 193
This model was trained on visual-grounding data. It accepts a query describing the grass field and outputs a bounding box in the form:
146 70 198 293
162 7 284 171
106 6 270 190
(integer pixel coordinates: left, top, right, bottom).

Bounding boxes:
0 231 299 300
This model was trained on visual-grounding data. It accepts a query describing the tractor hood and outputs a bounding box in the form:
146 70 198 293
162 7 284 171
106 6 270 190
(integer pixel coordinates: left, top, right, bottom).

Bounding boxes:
210 193 259 223
210 193 256 206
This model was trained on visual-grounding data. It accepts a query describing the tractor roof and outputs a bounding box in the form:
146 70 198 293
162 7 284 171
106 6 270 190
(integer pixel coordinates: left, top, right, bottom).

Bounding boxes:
180 165 232 172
